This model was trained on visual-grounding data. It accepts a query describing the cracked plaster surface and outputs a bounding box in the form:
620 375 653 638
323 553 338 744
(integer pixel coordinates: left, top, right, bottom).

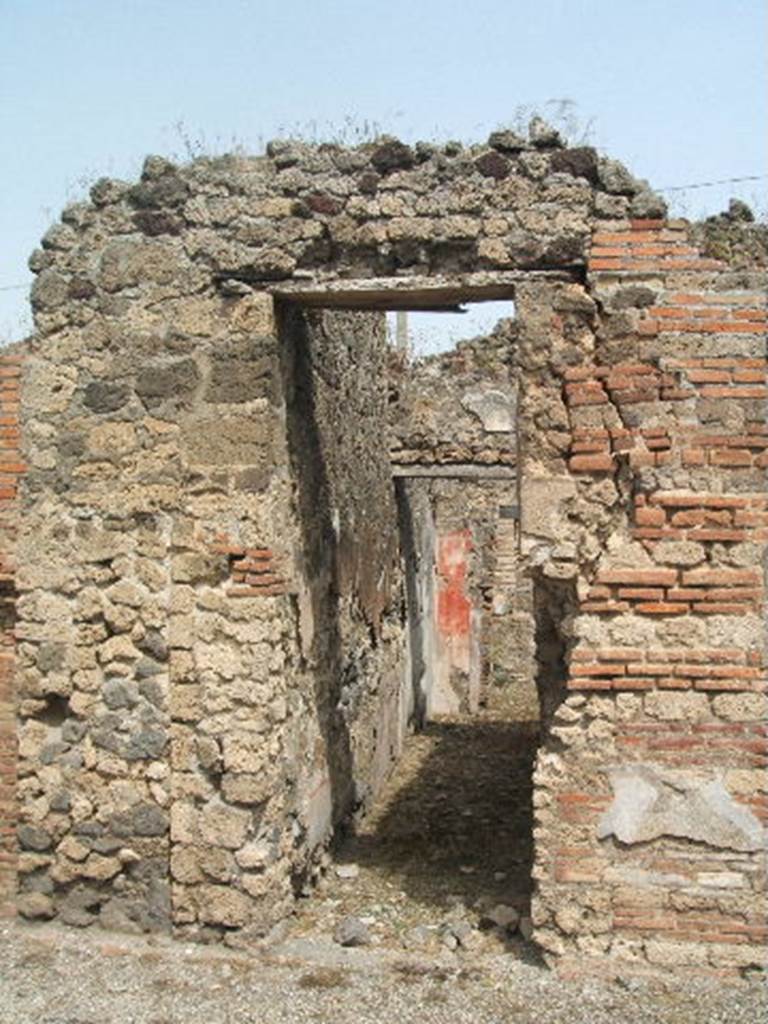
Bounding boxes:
597 763 765 852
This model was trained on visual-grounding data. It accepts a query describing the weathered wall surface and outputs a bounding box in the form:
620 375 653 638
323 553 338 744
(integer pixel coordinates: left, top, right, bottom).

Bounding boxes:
691 199 768 270
14 289 296 934
0 346 24 915
26 131 652 337
395 474 537 719
280 306 408 839
12 287 407 939
6 126 766 975
389 318 517 468
529 223 768 979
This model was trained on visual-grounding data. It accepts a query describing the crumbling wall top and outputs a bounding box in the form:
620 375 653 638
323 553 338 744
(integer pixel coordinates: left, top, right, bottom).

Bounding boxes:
28 124 672 338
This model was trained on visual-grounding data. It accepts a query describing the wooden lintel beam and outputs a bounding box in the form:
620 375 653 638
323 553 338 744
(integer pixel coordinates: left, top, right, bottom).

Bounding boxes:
270 269 575 310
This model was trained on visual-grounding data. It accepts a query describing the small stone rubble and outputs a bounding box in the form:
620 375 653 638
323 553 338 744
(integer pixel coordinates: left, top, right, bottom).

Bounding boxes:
3 916 767 1024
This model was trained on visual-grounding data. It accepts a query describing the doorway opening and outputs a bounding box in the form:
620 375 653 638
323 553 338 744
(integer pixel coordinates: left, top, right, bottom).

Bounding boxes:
386 300 515 360
276 280 542 954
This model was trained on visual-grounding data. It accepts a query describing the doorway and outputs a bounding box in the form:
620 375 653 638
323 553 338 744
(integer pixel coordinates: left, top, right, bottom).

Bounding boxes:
277 282 540 954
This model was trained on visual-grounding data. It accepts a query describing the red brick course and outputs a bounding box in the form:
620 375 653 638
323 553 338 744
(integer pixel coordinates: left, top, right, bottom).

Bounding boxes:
579 562 764 618
569 646 765 693
632 492 768 544
536 218 767 972
211 535 288 597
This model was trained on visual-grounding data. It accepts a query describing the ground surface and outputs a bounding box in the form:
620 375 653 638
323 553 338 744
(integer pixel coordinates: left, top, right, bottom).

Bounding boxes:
288 713 539 955
2 918 766 1024
2 712 765 1023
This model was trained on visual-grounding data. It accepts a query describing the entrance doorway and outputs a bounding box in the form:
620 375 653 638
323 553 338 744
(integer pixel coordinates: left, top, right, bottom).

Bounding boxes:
276 279 541 953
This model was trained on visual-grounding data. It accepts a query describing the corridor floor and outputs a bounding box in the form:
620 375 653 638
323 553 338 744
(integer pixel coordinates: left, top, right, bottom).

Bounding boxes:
290 712 540 955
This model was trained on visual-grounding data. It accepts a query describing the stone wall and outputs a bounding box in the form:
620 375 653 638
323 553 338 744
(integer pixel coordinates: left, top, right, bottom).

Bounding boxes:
279 305 408 837
11 285 409 939
389 317 517 469
5 126 766 975
14 290 294 933
0 346 23 915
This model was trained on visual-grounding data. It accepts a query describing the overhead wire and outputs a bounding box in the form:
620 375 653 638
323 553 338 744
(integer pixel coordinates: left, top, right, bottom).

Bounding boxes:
656 174 766 193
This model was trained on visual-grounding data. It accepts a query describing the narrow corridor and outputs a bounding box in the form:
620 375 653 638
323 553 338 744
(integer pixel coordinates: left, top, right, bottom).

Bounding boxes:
291 712 539 954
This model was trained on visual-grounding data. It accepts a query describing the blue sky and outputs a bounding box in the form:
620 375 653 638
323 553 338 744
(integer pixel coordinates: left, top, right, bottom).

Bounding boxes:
1 0 766 343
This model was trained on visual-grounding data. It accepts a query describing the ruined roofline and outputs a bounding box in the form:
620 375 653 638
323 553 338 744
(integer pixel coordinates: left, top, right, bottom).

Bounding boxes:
118 121 665 204
690 199 768 270
28 122 674 340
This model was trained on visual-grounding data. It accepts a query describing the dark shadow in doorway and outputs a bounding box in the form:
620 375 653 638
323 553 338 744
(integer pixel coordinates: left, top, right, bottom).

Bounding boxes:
334 717 541 957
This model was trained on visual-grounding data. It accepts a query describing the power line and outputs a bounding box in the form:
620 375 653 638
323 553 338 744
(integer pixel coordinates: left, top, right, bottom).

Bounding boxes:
0 284 29 292
657 174 766 193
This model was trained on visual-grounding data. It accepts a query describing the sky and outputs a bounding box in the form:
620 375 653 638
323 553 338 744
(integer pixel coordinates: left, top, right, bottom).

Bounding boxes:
1 0 766 345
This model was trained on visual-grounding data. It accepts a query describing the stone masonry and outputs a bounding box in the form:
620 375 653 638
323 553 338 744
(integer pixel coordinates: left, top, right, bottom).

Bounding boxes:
0 124 765 977
0 344 23 916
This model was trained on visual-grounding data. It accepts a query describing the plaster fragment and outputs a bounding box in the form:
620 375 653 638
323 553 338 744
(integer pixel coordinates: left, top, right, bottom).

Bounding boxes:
598 764 765 852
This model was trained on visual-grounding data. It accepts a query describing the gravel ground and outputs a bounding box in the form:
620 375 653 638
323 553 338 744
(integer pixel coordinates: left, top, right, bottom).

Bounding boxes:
1 918 766 1024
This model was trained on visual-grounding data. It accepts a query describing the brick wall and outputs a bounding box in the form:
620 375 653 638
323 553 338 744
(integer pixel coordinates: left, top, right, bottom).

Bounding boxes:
210 537 287 598
532 218 767 979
